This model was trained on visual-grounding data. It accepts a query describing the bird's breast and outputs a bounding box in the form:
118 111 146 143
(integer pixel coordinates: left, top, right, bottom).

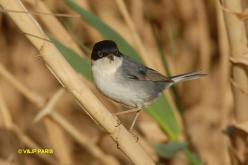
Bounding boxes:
92 58 142 107
92 57 125 99
91 57 165 108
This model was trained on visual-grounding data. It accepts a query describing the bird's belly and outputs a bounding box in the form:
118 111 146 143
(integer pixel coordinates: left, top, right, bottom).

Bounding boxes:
93 73 145 108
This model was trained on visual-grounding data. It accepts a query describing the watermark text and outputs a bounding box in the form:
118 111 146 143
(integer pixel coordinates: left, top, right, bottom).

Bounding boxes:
17 148 53 154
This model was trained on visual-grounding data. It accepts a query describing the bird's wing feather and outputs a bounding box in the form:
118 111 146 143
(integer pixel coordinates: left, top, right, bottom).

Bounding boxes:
122 57 173 82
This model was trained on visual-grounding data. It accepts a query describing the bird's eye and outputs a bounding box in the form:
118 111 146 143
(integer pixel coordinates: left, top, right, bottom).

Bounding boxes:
98 51 104 57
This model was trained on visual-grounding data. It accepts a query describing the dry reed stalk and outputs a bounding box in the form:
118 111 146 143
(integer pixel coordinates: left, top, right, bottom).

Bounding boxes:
230 54 248 66
222 0 248 163
130 0 143 29
34 88 65 122
0 64 45 107
0 1 155 164
23 0 84 56
51 112 120 165
221 2 248 21
0 86 13 129
44 118 72 164
0 7 80 18
115 0 164 72
233 120 248 133
73 0 102 42
134 132 158 161
216 0 231 124
97 5 133 44
193 0 212 72
0 63 120 165
130 0 158 62
216 1 231 164
230 79 248 95
222 0 248 121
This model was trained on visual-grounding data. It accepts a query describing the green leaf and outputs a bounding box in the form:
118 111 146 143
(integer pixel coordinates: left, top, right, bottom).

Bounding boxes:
184 149 203 165
145 95 180 140
50 37 92 80
64 0 180 139
155 142 187 158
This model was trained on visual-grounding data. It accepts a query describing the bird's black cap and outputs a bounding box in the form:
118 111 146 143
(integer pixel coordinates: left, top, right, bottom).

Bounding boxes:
91 40 122 61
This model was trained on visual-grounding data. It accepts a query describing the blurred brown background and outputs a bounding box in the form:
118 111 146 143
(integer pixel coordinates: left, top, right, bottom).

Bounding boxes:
0 0 248 164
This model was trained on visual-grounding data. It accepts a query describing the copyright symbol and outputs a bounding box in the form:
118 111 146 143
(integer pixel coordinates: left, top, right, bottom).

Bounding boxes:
17 149 22 154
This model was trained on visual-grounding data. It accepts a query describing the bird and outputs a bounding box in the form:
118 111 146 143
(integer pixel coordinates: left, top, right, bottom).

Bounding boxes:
91 40 206 131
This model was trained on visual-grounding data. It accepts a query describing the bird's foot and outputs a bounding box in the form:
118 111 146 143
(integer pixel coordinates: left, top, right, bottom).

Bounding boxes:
128 129 139 142
115 119 122 127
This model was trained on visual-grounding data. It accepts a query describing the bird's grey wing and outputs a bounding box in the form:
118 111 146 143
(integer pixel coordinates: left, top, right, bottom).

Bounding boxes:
122 57 173 82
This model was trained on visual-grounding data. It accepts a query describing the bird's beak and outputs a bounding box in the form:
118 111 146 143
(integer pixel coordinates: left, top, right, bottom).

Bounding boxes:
107 54 114 61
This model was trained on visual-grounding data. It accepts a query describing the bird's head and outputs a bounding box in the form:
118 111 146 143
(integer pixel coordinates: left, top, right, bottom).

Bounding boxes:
91 40 122 61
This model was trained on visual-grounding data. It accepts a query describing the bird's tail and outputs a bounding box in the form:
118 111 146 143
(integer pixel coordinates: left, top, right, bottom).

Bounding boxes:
170 71 207 84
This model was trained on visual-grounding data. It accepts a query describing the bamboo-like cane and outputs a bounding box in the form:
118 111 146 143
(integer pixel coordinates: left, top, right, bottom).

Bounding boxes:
0 0 155 164
222 0 248 121
23 0 84 56
222 0 248 163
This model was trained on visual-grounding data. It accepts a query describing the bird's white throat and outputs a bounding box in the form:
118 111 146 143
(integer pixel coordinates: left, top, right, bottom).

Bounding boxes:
92 56 126 105
92 55 123 94
92 55 123 75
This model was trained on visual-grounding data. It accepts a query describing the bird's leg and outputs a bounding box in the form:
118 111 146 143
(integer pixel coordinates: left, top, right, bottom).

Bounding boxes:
114 108 142 134
114 108 140 127
129 109 142 131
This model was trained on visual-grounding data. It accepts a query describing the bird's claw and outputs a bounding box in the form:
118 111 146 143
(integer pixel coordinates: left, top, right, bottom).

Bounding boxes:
129 130 139 142
115 119 121 127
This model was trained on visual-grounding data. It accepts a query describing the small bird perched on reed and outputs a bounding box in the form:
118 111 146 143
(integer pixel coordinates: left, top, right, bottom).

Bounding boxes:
91 40 206 130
